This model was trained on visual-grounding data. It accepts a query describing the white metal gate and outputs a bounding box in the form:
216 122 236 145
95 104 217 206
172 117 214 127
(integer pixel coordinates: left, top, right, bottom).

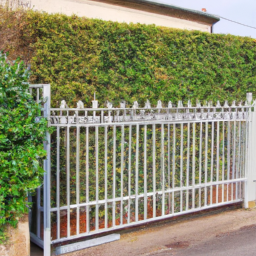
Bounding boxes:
28 84 51 254
29 84 256 255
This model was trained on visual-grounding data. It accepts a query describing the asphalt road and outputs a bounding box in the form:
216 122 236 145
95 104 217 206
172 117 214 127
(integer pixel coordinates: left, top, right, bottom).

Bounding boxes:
31 207 256 256
152 224 256 256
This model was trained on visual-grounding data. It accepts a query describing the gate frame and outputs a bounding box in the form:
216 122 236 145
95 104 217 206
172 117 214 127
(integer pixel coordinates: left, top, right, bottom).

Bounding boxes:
43 84 51 256
245 101 256 208
28 85 256 256
28 84 51 256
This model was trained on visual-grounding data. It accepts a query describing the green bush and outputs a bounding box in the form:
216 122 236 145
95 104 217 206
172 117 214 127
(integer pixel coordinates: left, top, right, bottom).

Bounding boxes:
1 9 256 107
0 9 256 107
30 15 256 107
0 52 48 242
0 8 253 237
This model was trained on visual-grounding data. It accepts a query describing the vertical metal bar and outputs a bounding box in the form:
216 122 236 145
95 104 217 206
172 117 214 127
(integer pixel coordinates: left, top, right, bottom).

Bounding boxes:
192 122 196 209
240 122 245 180
227 121 231 201
76 126 80 235
86 127 89 234
242 121 246 195
222 121 225 203
186 123 190 211
210 122 214 205
121 125 124 224
167 124 171 214
216 121 220 204
199 122 202 208
135 124 139 222
128 125 132 223
144 125 147 220
172 124 176 214
36 88 40 103
244 108 250 208
243 118 246 197
237 121 241 199
232 121 236 201
161 123 165 216
57 127 60 240
240 122 244 180
240 121 243 180
180 124 184 212
95 126 99 231
113 125 116 226
43 84 51 256
35 85 41 239
204 122 208 206
153 124 156 218
66 126 70 237
104 126 108 228
245 117 248 182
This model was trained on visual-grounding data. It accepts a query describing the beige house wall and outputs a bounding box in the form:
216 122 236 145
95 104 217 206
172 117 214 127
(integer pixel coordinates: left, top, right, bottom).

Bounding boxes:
29 0 211 32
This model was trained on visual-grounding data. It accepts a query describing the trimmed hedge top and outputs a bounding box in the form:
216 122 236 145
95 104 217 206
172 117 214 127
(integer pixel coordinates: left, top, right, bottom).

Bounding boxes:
1 9 256 107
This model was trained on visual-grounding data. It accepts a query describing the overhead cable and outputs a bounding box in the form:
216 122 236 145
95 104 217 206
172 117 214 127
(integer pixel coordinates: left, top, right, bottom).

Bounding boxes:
215 15 256 30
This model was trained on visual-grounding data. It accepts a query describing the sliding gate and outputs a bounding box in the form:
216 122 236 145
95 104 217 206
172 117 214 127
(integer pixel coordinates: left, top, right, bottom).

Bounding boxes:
29 84 255 255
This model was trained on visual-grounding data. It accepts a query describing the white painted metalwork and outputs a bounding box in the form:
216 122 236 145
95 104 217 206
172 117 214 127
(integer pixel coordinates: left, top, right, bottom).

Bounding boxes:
244 93 256 208
48 95 253 245
28 84 51 256
28 86 256 255
55 234 120 255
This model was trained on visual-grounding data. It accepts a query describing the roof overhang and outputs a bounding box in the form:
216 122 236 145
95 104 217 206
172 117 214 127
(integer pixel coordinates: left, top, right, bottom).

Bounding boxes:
89 0 220 26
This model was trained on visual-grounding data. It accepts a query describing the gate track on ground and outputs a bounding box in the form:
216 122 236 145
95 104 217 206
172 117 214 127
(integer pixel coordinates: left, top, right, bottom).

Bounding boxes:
53 206 256 256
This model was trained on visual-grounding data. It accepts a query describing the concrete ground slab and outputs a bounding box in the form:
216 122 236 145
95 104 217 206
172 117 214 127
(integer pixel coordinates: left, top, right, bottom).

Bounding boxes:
31 207 256 256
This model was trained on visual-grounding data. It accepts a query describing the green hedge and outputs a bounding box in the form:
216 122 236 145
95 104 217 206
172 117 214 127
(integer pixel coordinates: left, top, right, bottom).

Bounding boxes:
0 8 252 238
1 9 256 107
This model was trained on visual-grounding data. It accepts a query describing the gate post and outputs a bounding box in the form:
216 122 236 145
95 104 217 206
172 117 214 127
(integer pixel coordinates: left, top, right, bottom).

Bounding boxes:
244 94 256 208
43 84 51 255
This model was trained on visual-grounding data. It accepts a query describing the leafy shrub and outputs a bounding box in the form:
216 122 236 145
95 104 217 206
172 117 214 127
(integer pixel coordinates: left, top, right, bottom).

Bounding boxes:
0 8 256 107
0 52 48 242
0 8 254 238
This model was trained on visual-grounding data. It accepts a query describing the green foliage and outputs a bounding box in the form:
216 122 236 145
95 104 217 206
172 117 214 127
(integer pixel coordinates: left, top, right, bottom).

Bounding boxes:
1 9 256 107
0 9 254 235
0 52 48 242
26 12 256 106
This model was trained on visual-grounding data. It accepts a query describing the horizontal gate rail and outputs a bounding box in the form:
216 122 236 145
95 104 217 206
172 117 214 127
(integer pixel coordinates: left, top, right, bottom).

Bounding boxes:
51 200 243 244
47 95 253 244
27 85 256 256
49 178 247 212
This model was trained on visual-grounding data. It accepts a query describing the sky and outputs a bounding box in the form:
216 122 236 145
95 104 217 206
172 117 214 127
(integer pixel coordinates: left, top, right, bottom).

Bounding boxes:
148 0 256 38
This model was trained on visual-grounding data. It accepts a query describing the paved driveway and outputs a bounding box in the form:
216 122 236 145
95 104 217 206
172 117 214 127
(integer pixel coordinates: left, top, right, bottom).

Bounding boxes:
31 207 256 256
152 224 256 256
